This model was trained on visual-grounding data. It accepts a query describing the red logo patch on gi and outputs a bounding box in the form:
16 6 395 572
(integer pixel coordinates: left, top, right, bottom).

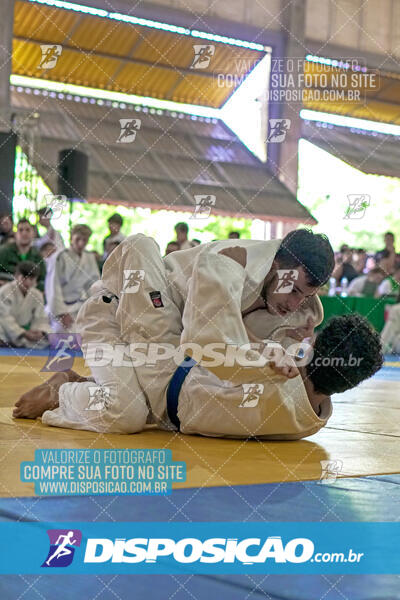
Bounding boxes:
149 291 164 308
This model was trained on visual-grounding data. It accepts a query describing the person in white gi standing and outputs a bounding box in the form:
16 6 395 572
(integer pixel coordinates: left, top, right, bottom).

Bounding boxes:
45 224 100 333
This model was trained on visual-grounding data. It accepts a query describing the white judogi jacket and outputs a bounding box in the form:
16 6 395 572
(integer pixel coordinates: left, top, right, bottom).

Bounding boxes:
45 248 100 318
0 281 51 347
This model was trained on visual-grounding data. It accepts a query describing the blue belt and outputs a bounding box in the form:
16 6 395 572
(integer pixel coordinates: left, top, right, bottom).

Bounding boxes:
166 356 196 430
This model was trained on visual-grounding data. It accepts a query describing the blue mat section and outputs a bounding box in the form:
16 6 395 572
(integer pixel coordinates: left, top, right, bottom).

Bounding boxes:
1 476 399 599
374 356 400 380
1 476 400 523
0 347 83 357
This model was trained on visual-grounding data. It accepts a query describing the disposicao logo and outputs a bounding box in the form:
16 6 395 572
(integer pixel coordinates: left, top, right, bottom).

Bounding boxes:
83 536 314 564
41 529 82 568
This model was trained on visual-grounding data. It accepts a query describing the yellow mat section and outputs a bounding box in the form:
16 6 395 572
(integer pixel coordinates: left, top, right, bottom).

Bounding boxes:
1 356 400 497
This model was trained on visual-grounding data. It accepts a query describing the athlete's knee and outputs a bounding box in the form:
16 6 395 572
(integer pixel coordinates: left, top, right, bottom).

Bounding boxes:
98 381 148 434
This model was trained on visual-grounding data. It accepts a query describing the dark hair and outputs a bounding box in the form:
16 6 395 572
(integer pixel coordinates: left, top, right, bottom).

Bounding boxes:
385 231 394 238
37 207 52 218
306 314 383 395
39 241 56 252
17 218 32 228
175 222 188 234
108 213 123 226
166 241 179 248
15 260 40 279
229 231 240 238
275 229 335 287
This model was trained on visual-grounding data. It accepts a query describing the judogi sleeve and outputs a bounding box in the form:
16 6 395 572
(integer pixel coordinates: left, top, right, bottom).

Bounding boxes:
30 290 52 334
45 252 68 316
0 288 25 344
180 252 281 384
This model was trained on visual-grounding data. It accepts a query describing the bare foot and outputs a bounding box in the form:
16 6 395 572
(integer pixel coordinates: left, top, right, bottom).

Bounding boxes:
13 370 87 419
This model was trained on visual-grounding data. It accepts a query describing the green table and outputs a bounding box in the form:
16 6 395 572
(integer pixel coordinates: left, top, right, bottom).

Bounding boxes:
319 296 397 332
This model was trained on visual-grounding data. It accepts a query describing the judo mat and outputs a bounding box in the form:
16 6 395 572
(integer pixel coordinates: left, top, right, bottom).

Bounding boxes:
1 354 400 496
1 351 400 598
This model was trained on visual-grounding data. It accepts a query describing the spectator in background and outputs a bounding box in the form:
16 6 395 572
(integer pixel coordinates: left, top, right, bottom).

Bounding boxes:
228 231 240 239
34 207 65 251
174 222 195 250
45 224 100 333
376 232 396 270
192 239 201 246
347 267 386 297
0 218 45 290
99 239 120 272
353 248 367 274
0 214 14 245
381 292 400 354
103 213 125 256
332 247 358 284
39 242 57 262
377 249 395 276
0 261 50 348
377 265 400 297
165 241 180 256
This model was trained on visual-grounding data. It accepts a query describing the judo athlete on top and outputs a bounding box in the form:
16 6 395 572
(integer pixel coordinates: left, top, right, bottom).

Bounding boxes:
14 231 382 440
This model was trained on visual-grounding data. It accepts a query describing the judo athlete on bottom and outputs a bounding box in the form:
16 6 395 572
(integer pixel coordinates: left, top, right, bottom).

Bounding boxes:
14 232 383 440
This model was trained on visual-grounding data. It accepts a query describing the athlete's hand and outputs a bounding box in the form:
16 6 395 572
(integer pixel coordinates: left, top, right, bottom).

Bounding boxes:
218 247 247 268
24 330 43 342
59 313 73 329
286 317 314 342
269 361 299 379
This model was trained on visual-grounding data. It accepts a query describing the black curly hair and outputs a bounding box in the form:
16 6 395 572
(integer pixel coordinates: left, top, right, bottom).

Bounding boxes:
306 314 383 395
275 228 335 287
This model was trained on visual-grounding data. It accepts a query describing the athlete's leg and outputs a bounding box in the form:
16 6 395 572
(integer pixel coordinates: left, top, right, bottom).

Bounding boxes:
15 294 149 434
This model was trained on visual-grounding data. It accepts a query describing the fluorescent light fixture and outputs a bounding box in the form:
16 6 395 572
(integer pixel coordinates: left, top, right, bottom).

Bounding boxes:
11 75 220 119
306 54 367 73
300 109 400 137
28 0 264 50
28 0 108 17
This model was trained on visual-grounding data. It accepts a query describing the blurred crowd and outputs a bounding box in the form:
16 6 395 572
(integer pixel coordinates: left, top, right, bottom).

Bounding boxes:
326 232 400 299
0 208 399 353
0 209 241 349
